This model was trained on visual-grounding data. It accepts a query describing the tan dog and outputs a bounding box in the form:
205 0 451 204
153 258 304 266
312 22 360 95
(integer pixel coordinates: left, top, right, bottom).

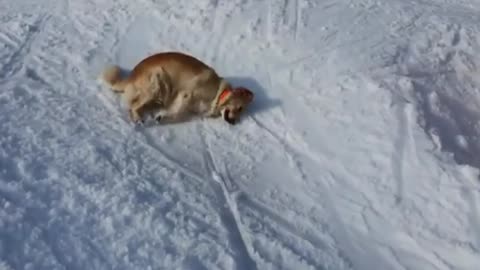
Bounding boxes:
100 52 254 125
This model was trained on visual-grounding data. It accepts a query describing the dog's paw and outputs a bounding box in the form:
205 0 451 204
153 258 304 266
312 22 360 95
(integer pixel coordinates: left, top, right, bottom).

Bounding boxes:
133 118 145 127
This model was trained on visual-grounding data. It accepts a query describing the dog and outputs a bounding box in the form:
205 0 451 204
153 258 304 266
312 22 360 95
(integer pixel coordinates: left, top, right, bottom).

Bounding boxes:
100 51 254 125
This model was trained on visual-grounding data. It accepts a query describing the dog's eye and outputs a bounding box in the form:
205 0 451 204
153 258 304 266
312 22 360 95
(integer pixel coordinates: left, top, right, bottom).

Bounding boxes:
237 107 243 112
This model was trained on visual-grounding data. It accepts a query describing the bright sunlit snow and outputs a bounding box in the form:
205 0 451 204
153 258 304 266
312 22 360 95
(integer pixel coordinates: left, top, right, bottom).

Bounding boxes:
1 0 480 269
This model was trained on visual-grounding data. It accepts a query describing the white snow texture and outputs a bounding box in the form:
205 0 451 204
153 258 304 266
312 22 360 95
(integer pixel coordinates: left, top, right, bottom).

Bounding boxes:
1 0 480 269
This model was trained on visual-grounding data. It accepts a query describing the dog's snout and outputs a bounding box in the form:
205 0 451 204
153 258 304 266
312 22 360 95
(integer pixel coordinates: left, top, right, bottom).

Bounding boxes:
222 109 236 125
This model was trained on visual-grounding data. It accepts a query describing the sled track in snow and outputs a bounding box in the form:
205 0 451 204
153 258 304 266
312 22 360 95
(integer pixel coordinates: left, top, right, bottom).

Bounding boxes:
121 121 257 269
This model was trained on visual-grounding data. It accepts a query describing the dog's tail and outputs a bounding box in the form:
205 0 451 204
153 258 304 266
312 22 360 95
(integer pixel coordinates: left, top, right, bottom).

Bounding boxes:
100 65 129 93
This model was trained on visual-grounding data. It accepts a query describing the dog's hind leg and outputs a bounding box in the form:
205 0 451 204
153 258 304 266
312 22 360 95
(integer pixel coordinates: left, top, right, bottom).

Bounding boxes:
126 71 165 123
129 95 155 123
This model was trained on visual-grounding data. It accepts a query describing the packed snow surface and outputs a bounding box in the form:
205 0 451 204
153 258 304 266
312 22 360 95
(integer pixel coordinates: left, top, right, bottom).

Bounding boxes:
1 0 480 269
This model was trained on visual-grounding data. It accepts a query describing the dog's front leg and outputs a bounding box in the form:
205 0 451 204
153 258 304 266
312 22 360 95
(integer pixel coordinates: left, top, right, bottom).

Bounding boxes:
154 92 191 124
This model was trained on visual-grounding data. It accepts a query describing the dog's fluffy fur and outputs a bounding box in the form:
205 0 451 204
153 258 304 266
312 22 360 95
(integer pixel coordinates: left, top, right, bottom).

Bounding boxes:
100 52 254 125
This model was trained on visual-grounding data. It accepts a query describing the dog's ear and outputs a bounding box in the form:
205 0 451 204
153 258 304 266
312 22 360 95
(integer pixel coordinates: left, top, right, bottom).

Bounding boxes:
235 87 254 103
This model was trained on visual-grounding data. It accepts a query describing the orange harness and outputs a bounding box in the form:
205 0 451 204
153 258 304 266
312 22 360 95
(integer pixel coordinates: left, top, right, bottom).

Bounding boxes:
217 88 232 106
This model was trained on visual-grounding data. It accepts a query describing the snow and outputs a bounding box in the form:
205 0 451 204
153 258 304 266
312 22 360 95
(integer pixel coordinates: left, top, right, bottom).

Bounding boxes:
1 0 480 269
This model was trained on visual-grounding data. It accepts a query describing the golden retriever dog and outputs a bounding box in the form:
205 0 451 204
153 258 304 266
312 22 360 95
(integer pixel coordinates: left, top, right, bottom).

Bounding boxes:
100 51 254 125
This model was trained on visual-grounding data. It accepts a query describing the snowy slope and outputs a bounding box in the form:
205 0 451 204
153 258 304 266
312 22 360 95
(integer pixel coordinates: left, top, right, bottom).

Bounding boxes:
1 0 480 269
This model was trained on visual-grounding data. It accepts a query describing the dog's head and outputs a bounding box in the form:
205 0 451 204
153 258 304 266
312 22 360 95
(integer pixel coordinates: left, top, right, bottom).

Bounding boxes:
218 87 254 125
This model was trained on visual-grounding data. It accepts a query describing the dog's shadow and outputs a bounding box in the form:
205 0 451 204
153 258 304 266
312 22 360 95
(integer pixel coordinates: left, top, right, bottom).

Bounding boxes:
226 76 282 117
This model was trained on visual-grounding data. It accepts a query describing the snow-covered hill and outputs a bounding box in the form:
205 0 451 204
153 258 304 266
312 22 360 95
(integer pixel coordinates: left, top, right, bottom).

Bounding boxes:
1 0 480 269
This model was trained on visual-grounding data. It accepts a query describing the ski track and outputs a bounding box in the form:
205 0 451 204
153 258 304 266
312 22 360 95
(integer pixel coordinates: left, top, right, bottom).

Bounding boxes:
463 176 480 253
392 102 417 204
202 138 258 270
1 0 480 269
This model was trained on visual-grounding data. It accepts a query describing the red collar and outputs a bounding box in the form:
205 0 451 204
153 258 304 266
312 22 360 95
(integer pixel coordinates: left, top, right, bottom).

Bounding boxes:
218 88 232 105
